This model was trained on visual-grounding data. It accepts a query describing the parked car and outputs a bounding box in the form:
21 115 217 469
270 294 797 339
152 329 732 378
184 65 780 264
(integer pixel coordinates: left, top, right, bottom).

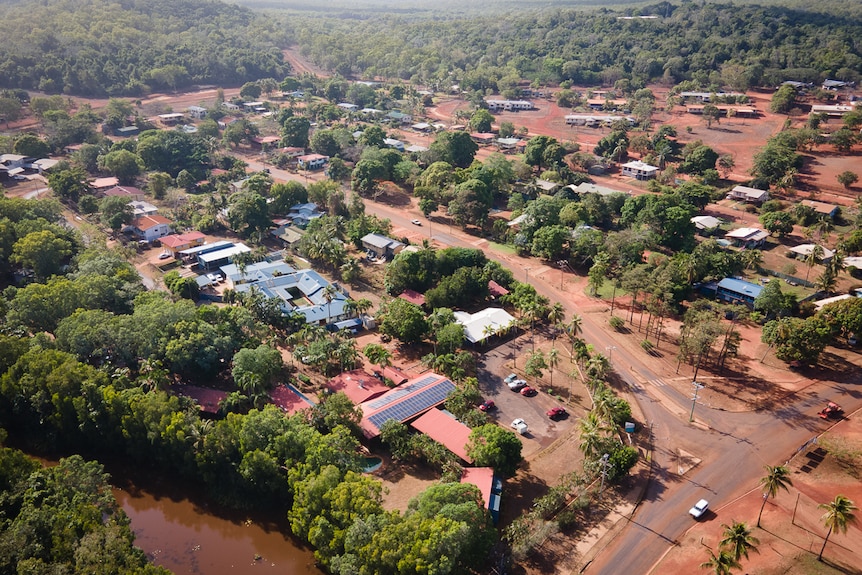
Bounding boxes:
547 407 568 420
510 418 528 435
504 373 518 384
158 252 172 260
411 219 422 226
478 400 496 412
520 386 537 397
689 499 709 519
508 379 527 392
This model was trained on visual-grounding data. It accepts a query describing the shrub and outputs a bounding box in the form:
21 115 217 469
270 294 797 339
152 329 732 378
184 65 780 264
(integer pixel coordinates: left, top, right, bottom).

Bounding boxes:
609 316 624 331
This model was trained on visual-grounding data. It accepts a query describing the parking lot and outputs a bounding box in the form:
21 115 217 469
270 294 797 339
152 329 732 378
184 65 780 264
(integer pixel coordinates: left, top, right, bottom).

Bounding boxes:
475 334 577 457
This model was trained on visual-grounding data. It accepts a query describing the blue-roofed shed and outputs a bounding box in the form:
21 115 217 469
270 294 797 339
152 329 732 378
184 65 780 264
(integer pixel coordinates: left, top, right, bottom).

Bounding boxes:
713 277 763 306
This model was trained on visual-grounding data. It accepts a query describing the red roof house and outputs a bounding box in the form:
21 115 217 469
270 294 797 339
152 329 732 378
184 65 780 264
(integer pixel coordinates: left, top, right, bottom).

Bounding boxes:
160 231 207 254
327 370 389 405
270 384 314 415
104 185 145 201
410 408 473 463
177 385 227 415
398 289 426 306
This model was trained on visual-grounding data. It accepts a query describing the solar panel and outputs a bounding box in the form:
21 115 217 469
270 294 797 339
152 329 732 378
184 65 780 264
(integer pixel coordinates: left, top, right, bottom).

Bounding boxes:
366 374 441 409
368 380 456 430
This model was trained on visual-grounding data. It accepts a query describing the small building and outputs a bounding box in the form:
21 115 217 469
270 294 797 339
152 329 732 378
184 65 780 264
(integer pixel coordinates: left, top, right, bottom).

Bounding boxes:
800 199 840 219
496 137 521 151
105 185 145 202
157 112 184 126
187 106 207 120
29 158 60 174
454 307 517 344
115 126 140 137
712 277 764 307
272 225 304 250
410 409 474 463
822 79 854 91
533 179 560 194
724 227 769 249
572 182 629 197
487 280 509 299
810 104 855 118
297 154 328 170
470 133 497 146
361 108 383 116
129 200 159 217
160 231 207 255
386 111 413 124
411 122 432 132
485 100 534 112
196 243 253 271
361 233 404 259
405 144 429 153
788 244 834 263
270 384 315 415
176 385 227 416
250 136 281 149
287 202 324 228
337 102 359 111
621 160 658 180
280 146 305 158
383 138 405 151
0 154 27 169
813 293 854 311
130 214 172 242
398 289 426 307
90 177 119 192
727 185 769 204
461 467 502 524
327 370 389 405
691 215 722 232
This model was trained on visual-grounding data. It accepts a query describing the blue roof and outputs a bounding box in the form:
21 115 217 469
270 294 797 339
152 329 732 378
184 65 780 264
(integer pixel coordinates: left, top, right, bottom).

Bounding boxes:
717 278 763 298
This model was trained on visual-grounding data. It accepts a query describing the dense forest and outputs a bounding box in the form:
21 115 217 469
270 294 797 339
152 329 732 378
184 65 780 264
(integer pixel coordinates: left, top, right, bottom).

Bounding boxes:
0 0 289 96
282 1 862 89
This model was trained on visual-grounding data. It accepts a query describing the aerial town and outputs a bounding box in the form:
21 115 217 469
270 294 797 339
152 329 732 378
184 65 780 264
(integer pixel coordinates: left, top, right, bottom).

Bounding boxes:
0 0 861 574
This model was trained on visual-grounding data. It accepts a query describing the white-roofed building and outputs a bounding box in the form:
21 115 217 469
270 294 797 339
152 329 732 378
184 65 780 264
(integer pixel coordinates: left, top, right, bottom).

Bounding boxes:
814 294 854 311
728 185 769 204
725 227 769 248
788 244 834 262
621 160 658 180
362 233 404 258
454 307 516 344
691 215 722 231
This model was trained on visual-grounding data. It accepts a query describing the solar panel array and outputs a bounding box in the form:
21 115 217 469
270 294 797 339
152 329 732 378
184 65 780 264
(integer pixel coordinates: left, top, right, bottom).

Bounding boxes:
366 374 440 409
368 379 456 430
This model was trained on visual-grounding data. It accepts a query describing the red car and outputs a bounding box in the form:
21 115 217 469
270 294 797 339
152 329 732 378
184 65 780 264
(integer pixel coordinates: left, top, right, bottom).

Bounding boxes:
478 400 496 412
547 407 567 420
520 386 537 397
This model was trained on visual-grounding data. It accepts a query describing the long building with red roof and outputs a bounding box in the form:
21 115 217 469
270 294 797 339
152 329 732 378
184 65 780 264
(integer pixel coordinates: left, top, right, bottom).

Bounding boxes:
359 372 455 439
410 408 473 463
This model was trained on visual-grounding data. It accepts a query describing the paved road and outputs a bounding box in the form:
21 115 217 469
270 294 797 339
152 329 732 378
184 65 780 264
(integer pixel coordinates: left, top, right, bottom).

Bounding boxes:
255 168 862 574
351 193 862 574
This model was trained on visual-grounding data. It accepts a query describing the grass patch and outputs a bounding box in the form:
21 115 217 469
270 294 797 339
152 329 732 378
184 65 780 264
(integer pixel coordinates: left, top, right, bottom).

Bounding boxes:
759 551 851 575
487 241 517 255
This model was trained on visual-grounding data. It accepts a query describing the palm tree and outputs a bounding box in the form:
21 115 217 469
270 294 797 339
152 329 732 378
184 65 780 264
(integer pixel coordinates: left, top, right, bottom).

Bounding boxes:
354 298 373 317
547 348 560 387
817 495 857 561
757 465 792 527
700 547 741 575
323 284 338 324
578 412 608 460
741 249 763 271
362 343 392 368
811 216 834 241
815 268 838 295
804 244 824 282
719 521 759 561
547 303 566 346
565 315 583 357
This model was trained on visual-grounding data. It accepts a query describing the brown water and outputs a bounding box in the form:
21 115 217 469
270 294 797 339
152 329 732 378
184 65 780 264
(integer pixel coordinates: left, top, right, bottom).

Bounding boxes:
114 487 323 575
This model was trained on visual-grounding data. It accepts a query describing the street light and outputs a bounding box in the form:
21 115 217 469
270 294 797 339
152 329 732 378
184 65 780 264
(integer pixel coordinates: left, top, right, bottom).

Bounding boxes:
598 453 611 497
606 345 617 363
689 381 705 422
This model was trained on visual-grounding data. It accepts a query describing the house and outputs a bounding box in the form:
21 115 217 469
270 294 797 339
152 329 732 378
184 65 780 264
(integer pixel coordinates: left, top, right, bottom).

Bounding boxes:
386 111 413 124
410 409 473 463
485 100 533 112
243 101 264 110
327 370 389 405
0 154 27 169
788 244 834 263
405 144 429 153
713 278 764 307
470 133 497 146
361 108 383 117
724 227 769 248
280 147 305 158
130 214 172 242
813 294 854 311
361 233 404 259
572 182 630 197
533 179 561 194
454 307 517 344
727 185 769 204
114 126 140 137
129 201 159 217
160 231 207 255
587 98 628 110
496 137 521 151
187 106 207 120
222 102 241 112
195 242 252 271
90 177 119 192
157 113 184 126
383 138 405 151
220 259 294 287
270 384 315 415
691 215 722 232
105 185 145 202
337 102 358 111
250 136 280 150
232 266 351 326
287 202 324 227
621 160 658 180
678 91 745 102
398 289 426 307
29 158 60 174
297 154 328 170
411 122 432 132
800 200 840 219
272 225 304 250
810 104 855 118
359 372 456 438
822 79 853 91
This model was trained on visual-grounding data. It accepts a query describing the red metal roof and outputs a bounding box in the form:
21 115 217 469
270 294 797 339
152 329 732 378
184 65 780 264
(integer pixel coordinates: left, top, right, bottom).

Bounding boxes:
132 214 172 230
327 370 389 405
410 408 473 463
105 185 143 197
398 289 426 306
370 365 409 386
270 384 314 415
160 231 206 248
359 372 454 438
461 467 495 509
487 280 509 297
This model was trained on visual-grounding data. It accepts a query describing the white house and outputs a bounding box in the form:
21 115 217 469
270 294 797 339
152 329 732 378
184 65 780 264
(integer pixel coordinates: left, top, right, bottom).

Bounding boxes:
362 233 404 258
727 185 769 204
691 215 722 231
485 100 534 112
621 160 658 180
187 106 207 120
130 215 172 242
454 308 517 344
724 227 769 248
383 138 405 152
297 154 328 170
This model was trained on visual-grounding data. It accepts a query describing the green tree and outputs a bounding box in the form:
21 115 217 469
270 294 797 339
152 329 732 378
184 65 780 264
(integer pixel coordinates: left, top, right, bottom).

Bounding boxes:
430 130 478 169
14 133 51 157
762 316 831 365
469 109 494 132
98 149 143 184
378 298 429 344
757 464 792 527
11 229 73 279
719 521 759 561
770 85 797 114
837 170 858 189
759 211 794 237
227 192 270 237
817 495 857 562
99 195 134 231
466 424 523 476
281 116 311 148
700 547 741 575
362 343 392 367
148 172 172 200
48 167 90 202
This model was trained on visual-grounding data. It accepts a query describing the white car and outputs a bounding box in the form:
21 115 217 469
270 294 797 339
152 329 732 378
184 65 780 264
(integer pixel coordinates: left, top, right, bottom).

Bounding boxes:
411 219 422 226
158 252 172 260
689 499 709 519
510 418 528 435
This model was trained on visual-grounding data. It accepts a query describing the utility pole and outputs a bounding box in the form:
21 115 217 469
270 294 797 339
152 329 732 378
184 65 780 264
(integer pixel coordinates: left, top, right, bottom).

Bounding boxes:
689 381 705 422
599 453 611 498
